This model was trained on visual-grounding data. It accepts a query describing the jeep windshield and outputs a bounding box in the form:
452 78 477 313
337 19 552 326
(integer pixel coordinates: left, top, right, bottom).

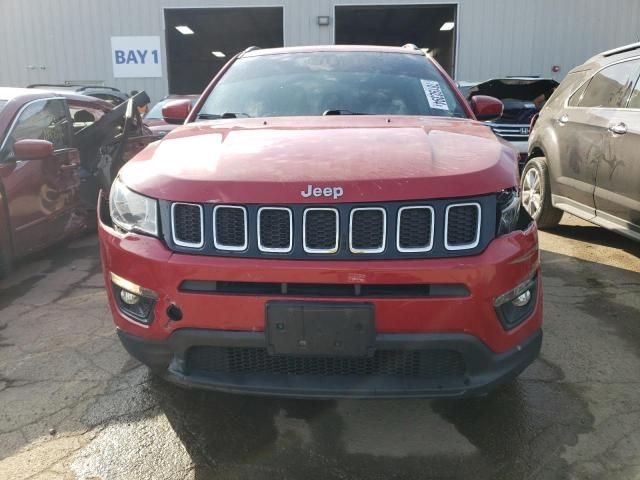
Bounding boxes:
198 51 467 119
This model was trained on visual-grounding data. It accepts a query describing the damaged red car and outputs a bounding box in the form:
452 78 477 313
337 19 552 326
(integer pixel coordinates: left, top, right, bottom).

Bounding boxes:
99 46 542 398
0 88 154 276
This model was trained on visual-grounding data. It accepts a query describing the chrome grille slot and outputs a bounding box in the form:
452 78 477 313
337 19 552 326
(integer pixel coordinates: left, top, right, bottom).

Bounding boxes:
303 208 339 253
397 206 434 252
349 208 386 253
258 207 292 252
171 203 204 248
445 203 481 250
213 206 247 251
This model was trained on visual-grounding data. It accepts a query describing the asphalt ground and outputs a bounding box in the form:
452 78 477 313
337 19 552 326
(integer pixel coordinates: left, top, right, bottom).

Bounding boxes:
1 214 639 480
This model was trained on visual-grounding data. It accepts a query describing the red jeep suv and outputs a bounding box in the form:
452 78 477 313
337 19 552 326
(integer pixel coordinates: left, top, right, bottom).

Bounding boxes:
99 46 542 398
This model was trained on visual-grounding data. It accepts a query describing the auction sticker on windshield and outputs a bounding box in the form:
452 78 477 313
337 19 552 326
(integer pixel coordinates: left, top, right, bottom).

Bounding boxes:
421 79 449 110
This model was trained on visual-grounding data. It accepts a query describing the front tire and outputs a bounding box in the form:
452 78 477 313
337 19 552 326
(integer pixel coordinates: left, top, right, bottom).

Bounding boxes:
521 157 563 229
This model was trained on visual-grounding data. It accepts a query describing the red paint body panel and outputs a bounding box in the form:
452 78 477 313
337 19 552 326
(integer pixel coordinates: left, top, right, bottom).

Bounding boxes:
99 220 541 354
121 116 518 204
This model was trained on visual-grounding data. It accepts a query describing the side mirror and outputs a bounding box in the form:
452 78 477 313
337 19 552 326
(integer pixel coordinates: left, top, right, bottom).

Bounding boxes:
470 95 504 122
162 99 192 125
13 139 54 160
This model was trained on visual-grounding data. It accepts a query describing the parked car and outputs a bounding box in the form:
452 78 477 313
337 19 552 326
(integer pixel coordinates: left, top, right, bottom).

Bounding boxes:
99 45 542 399
524 42 640 241
27 84 129 106
0 88 155 276
460 78 558 168
143 94 200 137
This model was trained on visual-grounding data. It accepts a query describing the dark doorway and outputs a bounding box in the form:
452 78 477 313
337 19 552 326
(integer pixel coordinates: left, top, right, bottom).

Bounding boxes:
165 7 284 94
335 4 457 76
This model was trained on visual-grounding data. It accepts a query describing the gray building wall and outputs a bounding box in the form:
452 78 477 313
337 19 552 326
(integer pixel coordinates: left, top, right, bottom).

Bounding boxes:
1 0 639 103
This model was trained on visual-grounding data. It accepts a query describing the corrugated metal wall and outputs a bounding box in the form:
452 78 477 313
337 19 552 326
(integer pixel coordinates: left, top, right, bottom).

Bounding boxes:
1 0 639 103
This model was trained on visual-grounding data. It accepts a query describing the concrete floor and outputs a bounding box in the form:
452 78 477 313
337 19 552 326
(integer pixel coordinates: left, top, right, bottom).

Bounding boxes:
0 215 639 480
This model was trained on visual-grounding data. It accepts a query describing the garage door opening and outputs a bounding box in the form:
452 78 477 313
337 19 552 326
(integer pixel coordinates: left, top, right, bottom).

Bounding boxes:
165 7 284 94
335 4 457 76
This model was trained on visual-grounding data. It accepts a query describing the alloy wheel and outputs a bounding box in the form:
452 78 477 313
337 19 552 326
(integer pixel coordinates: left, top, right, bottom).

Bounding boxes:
522 168 542 218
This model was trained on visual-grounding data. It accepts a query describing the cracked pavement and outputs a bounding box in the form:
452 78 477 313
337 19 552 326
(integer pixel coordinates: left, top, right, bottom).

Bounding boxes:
0 215 639 479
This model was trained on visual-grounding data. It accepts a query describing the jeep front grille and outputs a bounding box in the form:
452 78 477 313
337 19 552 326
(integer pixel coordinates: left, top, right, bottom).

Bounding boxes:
350 208 386 253
167 196 492 259
213 206 247 251
171 203 203 248
445 203 481 250
258 207 292 252
397 206 434 252
303 208 339 253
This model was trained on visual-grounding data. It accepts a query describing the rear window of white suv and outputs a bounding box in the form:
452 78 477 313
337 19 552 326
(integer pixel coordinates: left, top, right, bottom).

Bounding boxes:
198 51 467 119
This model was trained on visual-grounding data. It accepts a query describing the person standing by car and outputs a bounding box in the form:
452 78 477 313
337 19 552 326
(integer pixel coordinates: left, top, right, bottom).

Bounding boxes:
130 90 149 116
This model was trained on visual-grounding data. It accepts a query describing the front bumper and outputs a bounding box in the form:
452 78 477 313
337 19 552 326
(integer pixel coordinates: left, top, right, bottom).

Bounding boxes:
99 205 542 397
118 328 542 398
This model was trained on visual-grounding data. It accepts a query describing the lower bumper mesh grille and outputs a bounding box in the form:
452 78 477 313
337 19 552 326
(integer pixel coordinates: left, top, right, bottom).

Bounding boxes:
186 346 466 379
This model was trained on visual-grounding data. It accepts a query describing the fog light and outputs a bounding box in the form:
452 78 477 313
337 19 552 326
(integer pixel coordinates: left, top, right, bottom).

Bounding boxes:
494 273 538 330
512 290 531 307
120 289 141 305
110 272 158 324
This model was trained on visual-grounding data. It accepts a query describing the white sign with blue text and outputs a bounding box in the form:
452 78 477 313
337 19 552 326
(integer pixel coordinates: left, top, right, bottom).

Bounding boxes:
111 36 162 78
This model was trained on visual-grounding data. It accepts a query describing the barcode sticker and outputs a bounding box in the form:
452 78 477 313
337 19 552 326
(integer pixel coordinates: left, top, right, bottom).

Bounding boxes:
421 80 449 110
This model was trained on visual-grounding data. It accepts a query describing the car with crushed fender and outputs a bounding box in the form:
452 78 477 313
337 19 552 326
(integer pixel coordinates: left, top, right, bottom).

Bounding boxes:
0 88 155 276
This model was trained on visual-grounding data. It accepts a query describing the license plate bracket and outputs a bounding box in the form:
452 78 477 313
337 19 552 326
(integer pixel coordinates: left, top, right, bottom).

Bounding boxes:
265 301 375 357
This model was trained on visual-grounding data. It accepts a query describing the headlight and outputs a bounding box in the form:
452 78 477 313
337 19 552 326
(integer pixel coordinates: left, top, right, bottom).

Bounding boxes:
496 188 520 236
109 179 158 236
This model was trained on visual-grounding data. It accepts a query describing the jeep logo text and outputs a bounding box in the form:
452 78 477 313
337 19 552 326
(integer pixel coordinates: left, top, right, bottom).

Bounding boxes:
301 184 344 200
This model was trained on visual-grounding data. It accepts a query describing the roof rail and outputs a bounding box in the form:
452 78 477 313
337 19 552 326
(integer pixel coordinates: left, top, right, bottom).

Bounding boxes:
26 83 121 93
402 43 420 51
601 42 640 57
240 46 260 56
26 83 68 88
76 85 121 92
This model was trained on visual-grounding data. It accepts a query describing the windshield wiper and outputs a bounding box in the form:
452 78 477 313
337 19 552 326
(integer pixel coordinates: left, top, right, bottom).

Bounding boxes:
197 112 251 120
322 109 372 116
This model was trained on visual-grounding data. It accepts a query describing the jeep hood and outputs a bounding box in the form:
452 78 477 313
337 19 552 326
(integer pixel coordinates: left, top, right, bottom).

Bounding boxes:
120 116 518 203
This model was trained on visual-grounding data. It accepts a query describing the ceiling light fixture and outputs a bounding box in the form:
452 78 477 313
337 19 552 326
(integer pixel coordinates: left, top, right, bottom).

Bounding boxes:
440 22 455 31
211 51 226 58
175 25 194 35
